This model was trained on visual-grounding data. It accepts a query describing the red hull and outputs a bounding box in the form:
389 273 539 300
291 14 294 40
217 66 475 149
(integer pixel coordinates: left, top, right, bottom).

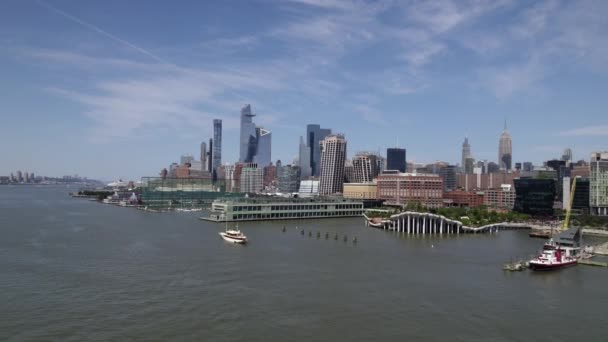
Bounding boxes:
529 260 577 271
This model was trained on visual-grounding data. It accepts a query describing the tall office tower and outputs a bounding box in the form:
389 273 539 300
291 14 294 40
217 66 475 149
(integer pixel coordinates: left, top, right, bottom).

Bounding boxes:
16 170 22 182
212 119 222 171
376 155 386 174
24 172 29 183
299 136 312 178
208 138 213 173
498 120 512 171
464 157 475 174
440 165 457 192
240 104 257 162
352 152 379 183
254 127 272 167
562 148 573 164
461 137 472 173
200 141 207 172
344 159 355 183
386 148 406 172
306 124 332 176
590 152 608 216
319 134 347 195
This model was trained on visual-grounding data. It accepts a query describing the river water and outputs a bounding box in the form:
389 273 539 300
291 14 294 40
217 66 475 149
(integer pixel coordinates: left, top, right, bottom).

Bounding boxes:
1 186 606 341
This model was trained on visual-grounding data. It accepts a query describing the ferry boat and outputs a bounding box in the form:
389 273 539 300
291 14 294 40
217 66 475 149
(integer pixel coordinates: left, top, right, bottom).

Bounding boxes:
528 227 581 271
219 229 248 244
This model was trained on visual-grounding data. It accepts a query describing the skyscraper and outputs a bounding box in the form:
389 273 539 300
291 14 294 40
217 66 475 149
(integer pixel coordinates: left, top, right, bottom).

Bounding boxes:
254 127 272 167
352 152 379 183
200 141 207 172
440 165 457 192
239 104 271 166
240 104 257 163
208 138 213 173
180 155 194 165
299 136 312 178
319 134 347 195
306 124 332 176
386 148 406 172
212 119 222 172
461 137 472 173
562 148 573 164
498 121 512 171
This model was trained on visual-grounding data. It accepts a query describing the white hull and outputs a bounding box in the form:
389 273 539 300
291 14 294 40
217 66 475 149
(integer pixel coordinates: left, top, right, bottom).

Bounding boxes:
219 232 247 244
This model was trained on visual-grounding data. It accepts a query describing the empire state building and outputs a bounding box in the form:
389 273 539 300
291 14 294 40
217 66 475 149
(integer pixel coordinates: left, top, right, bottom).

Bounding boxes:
498 121 512 171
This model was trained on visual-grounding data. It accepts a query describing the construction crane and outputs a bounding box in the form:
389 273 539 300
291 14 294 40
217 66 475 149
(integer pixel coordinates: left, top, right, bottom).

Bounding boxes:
563 177 577 230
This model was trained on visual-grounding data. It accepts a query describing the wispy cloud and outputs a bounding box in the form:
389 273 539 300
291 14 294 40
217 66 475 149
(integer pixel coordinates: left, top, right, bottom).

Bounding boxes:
559 126 608 137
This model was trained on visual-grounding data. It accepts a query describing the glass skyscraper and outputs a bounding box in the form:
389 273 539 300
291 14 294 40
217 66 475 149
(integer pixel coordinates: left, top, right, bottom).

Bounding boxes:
212 119 222 173
306 124 331 177
239 104 271 167
386 148 406 173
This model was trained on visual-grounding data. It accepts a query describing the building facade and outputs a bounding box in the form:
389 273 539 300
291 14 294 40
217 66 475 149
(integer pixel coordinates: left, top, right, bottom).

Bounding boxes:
200 141 207 172
307 124 332 176
386 148 406 172
319 134 347 195
440 165 457 192
513 178 556 216
240 167 263 194
457 172 519 191
484 187 516 210
343 182 378 200
277 164 301 193
298 136 312 178
376 173 444 208
443 190 484 208
590 152 608 216
352 152 379 183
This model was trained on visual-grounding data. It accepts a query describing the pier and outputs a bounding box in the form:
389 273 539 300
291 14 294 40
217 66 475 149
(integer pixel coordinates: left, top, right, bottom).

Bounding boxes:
364 211 531 235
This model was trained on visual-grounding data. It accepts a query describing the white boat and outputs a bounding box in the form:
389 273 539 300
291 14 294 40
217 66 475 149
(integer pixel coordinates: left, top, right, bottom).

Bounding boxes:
219 221 247 244
219 229 248 244
528 227 582 271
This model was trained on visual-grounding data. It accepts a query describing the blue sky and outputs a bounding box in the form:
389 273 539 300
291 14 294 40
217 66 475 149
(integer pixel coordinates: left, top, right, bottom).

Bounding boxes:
1 0 607 180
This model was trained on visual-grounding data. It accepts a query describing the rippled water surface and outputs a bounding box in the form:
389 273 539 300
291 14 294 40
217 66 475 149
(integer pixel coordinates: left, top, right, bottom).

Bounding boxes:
1 186 606 341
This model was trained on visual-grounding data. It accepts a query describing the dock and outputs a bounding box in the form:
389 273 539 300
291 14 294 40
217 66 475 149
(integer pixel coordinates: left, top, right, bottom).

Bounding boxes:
578 259 608 267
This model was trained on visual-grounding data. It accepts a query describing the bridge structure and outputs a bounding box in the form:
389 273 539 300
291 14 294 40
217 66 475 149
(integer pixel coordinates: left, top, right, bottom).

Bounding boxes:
364 211 533 235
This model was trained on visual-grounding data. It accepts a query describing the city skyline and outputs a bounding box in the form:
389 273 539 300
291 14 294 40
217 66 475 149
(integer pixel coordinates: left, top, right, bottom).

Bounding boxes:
2 1 608 180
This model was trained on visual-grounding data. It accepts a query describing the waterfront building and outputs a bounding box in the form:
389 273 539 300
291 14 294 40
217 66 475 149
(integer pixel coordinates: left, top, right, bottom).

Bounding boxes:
298 136 312 178
461 137 472 173
440 165 457 192
212 119 222 172
277 164 301 193
200 142 207 172
563 177 590 212
590 152 608 216
343 182 377 200
306 124 332 176
352 152 379 183
206 197 364 222
376 172 444 208
222 164 237 192
299 180 320 197
443 190 484 208
484 186 516 210
319 134 347 195
498 121 512 171
513 178 556 216
139 177 239 210
240 166 263 194
386 148 406 173
262 163 277 188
